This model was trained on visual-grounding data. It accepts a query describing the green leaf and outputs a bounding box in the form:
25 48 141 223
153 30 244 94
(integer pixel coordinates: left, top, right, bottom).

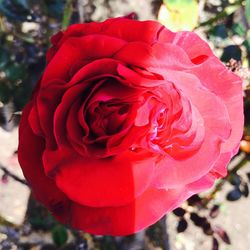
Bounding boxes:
158 0 198 31
209 24 228 39
243 31 250 51
52 225 68 247
246 0 250 24
243 39 250 53
232 23 247 37
62 0 73 29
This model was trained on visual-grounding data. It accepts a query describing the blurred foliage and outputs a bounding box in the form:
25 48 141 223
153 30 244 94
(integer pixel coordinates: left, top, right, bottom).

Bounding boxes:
158 0 199 31
0 0 250 250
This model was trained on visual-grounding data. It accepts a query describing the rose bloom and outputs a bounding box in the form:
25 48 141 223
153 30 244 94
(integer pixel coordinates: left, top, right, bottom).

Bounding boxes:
18 17 243 236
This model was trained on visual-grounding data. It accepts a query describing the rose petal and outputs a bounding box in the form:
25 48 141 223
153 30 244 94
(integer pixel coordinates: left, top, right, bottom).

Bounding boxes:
69 58 120 85
42 35 127 84
172 31 213 63
117 64 165 87
69 173 215 236
189 57 243 156
152 127 221 189
162 70 232 141
101 19 163 43
114 42 194 70
54 149 156 207
18 102 70 223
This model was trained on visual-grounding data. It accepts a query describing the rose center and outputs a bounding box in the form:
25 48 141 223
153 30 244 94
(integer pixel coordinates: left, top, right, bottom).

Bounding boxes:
87 101 131 138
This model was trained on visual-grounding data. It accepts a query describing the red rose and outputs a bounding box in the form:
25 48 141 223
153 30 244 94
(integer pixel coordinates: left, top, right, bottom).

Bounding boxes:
18 17 243 236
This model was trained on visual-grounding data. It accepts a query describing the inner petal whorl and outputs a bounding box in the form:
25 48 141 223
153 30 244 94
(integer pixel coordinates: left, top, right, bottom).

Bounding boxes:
137 84 205 159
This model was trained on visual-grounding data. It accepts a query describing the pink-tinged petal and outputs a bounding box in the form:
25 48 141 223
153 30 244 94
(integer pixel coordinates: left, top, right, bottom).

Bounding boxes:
54 150 156 207
186 172 216 193
188 57 244 156
18 103 70 223
156 26 176 43
173 31 213 63
151 43 194 69
114 42 194 70
42 35 127 84
152 128 221 189
163 105 205 159
162 70 232 141
210 152 232 178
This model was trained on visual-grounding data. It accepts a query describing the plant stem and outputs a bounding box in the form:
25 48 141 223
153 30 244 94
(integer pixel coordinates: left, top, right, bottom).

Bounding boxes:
0 164 28 186
62 0 73 29
198 0 245 27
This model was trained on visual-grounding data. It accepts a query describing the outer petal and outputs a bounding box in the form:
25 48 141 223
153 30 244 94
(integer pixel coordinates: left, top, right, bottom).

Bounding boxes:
42 35 127 84
18 102 70 223
69 174 215 236
46 22 103 62
152 128 221 189
47 18 167 63
152 70 232 188
189 57 244 156
162 70 231 141
114 42 194 70
172 31 213 63
101 19 163 43
52 148 156 207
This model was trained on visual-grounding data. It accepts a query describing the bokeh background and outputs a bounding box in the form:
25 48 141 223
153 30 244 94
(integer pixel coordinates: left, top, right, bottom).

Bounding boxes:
0 0 250 249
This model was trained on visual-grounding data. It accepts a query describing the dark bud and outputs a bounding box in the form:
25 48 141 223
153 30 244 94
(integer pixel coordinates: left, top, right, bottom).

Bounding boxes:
241 183 249 197
221 45 242 62
214 226 231 245
209 205 220 218
246 85 250 100
246 172 250 182
1 173 9 184
190 213 207 227
202 222 213 236
124 12 138 20
228 174 241 186
212 237 219 250
41 244 57 250
177 219 188 233
187 195 202 206
226 188 242 201
173 207 186 217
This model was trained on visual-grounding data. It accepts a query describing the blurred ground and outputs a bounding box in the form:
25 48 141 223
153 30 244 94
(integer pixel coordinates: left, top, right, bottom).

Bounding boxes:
0 128 30 225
